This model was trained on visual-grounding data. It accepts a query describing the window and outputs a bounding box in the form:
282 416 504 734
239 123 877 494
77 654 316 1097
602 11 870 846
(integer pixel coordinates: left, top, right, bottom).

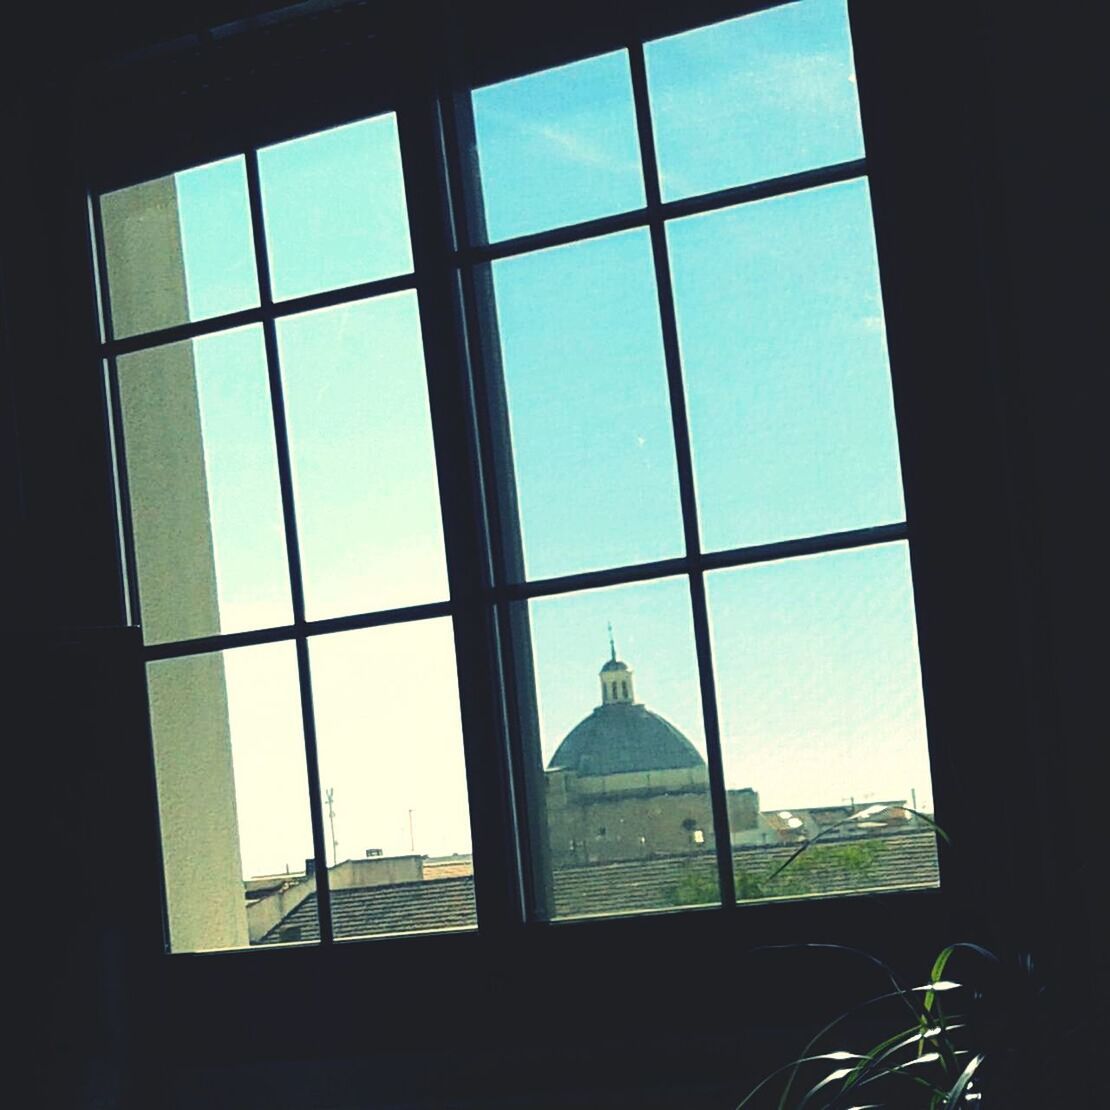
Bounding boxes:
91 0 938 954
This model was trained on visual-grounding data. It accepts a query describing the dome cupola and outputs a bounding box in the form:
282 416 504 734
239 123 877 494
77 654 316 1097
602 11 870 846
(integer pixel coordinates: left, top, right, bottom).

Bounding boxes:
546 629 705 777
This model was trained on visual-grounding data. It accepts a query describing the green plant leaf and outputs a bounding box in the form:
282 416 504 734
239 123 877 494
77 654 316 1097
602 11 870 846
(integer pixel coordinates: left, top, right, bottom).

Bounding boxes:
840 1052 949 1104
740 937 988 1109
762 830 834 885
845 1021 966 1097
932 942 1000 981
768 987 915 1110
746 944 924 1108
797 1065 857 1108
926 943 998 1014
733 1053 863 1109
942 1053 984 1109
916 977 962 1064
801 1051 948 1109
762 813 892 885
899 807 951 846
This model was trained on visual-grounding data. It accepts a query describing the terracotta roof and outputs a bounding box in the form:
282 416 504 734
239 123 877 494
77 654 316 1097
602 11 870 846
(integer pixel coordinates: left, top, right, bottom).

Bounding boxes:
258 830 937 944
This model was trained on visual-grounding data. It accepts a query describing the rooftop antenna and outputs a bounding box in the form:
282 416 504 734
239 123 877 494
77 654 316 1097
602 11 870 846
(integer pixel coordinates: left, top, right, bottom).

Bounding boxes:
408 808 416 854
325 787 338 868
608 621 616 662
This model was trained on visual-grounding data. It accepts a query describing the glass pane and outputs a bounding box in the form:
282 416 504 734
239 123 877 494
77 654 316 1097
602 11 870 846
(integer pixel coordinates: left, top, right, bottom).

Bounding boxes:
309 620 476 939
645 0 865 200
277 293 449 620
148 642 318 952
117 326 292 645
101 156 259 339
526 578 719 919
668 179 904 553
492 230 683 580
473 50 645 242
707 543 938 902
258 115 413 301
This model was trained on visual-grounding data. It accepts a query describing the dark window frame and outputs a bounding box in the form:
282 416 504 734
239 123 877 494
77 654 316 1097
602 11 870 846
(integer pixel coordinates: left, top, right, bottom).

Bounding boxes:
87 0 950 951
11 0 1054 1074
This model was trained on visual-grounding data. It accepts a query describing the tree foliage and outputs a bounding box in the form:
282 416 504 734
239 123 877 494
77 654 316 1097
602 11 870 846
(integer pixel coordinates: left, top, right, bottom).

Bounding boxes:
670 838 886 906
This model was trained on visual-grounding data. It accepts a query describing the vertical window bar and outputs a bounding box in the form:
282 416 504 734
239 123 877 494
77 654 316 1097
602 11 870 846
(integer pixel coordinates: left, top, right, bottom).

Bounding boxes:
89 192 142 632
100 357 134 628
440 67 555 923
627 41 737 909
243 148 334 943
394 84 526 935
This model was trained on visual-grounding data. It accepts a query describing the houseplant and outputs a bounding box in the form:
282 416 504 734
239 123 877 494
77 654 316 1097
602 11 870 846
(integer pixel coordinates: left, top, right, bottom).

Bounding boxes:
734 817 1065 1108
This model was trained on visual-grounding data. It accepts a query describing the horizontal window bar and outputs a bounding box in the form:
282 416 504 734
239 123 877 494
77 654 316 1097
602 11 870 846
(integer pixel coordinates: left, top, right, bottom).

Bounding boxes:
143 599 453 661
657 158 867 223
699 521 909 572
103 271 418 357
499 522 909 602
464 159 867 266
500 556 690 602
100 160 866 360
465 206 653 266
142 526 909 661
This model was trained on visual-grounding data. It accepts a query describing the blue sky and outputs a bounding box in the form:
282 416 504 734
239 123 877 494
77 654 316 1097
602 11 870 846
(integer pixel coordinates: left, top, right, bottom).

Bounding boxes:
112 0 933 879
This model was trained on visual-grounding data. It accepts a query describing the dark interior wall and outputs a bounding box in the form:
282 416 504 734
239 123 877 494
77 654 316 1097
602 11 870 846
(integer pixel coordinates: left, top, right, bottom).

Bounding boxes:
973 7 1104 1084
983 10 1103 1098
4 1 1102 1106
975 0 1102 930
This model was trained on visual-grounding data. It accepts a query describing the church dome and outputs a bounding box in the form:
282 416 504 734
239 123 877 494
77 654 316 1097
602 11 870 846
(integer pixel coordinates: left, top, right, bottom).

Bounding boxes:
547 702 705 777
547 633 705 777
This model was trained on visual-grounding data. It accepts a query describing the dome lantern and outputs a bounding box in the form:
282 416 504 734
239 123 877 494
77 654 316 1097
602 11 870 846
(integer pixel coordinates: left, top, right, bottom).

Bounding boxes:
600 625 634 705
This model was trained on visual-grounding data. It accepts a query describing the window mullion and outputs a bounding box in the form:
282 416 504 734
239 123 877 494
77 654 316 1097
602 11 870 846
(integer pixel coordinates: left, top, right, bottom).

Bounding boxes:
394 80 539 934
89 193 141 631
435 61 557 924
627 39 737 909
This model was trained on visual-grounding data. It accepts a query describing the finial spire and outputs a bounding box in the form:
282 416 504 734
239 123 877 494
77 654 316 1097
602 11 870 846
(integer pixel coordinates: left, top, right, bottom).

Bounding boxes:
608 622 616 663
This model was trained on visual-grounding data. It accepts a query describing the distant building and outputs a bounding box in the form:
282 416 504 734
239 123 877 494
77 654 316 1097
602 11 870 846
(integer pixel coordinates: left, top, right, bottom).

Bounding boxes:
757 801 927 845
249 643 938 943
544 639 759 865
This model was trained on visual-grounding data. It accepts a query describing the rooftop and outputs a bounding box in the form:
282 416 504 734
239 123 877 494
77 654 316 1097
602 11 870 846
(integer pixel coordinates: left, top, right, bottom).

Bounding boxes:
259 829 938 943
